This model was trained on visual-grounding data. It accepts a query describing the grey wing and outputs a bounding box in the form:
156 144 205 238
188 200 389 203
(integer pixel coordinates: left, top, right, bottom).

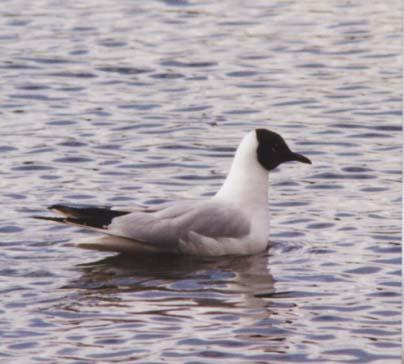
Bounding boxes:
178 202 250 238
108 200 250 251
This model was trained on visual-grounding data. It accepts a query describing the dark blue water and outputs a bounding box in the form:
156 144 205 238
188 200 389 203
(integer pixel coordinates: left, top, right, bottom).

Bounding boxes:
0 1 401 363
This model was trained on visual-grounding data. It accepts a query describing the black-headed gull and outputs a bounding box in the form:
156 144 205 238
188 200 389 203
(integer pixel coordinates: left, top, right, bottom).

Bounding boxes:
36 129 311 256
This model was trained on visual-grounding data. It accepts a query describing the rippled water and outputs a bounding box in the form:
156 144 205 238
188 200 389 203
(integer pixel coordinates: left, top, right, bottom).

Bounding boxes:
0 1 401 363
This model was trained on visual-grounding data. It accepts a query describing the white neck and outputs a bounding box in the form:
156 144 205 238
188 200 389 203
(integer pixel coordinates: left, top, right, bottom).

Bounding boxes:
214 132 269 209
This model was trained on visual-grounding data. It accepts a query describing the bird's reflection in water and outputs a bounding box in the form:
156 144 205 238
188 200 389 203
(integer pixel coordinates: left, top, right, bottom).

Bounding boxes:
65 236 277 311
61 237 290 357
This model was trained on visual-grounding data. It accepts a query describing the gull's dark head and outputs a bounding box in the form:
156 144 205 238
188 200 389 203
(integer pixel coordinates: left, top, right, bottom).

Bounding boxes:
255 128 311 171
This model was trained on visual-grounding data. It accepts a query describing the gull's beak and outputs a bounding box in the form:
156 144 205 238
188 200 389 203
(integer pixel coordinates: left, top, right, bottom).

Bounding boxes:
290 152 312 164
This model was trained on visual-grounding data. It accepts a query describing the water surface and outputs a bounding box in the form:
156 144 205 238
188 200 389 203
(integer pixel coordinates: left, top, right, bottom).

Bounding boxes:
0 0 401 363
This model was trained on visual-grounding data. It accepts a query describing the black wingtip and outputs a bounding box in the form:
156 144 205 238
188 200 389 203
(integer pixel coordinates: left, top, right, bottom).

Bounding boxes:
48 204 68 211
32 216 67 223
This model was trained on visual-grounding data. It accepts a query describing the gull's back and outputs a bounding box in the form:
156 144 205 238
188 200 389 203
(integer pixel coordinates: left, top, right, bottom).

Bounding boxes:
108 199 251 255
